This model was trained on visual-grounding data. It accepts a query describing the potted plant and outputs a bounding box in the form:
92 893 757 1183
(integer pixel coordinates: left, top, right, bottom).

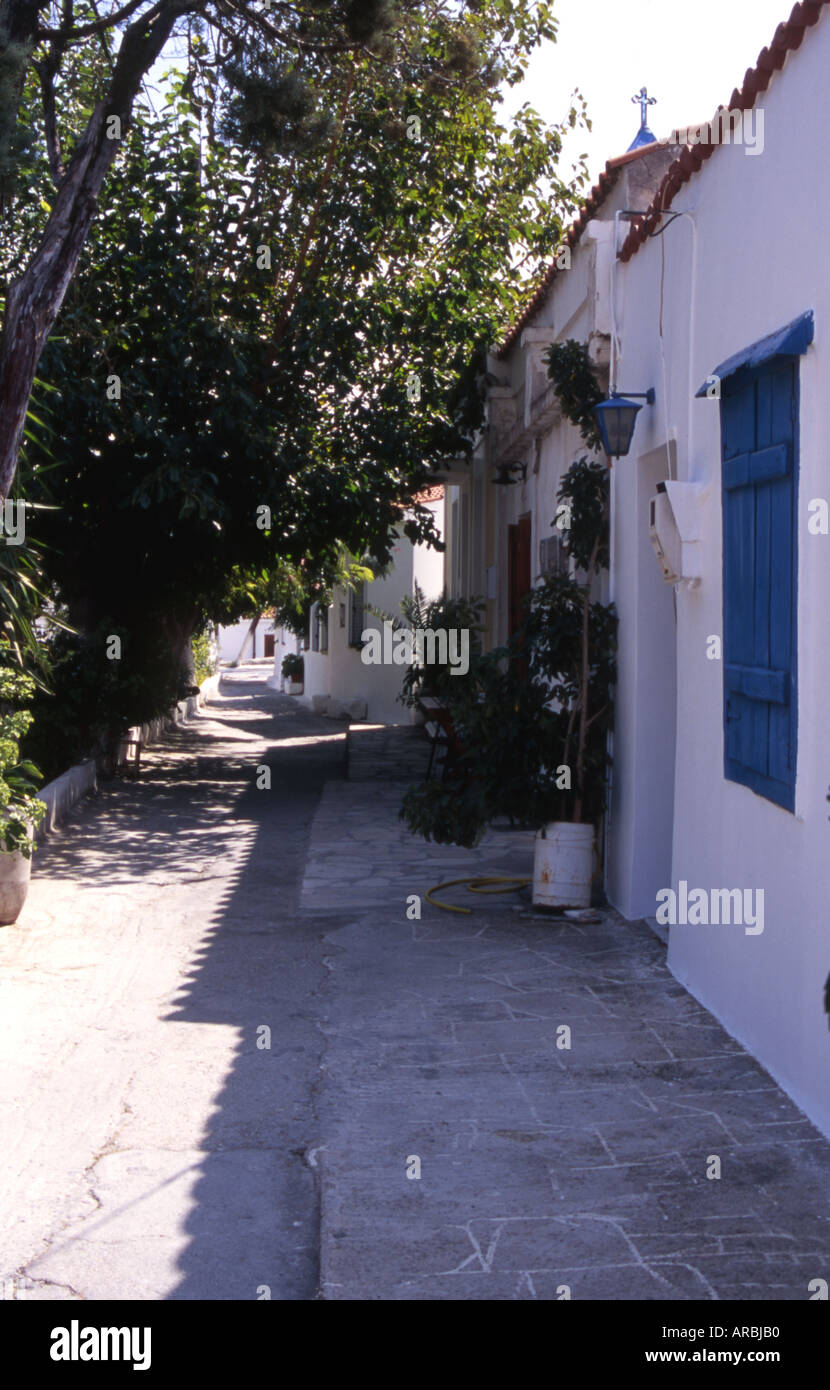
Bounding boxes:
528 339 615 907
0 663 47 925
281 652 304 694
400 457 616 910
521 462 616 905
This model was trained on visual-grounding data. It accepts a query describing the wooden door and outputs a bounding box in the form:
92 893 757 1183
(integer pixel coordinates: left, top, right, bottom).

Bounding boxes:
508 513 532 637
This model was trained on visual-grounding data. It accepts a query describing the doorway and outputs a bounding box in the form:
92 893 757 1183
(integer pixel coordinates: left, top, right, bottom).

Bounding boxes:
508 513 532 638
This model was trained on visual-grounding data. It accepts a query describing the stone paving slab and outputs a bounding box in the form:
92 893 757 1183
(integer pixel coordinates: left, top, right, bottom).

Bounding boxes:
0 669 335 1301
4 671 829 1303
300 780 534 914
346 723 432 783
314 891 830 1299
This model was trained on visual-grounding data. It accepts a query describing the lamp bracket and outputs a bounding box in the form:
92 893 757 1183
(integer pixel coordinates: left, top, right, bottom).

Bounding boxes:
614 389 656 404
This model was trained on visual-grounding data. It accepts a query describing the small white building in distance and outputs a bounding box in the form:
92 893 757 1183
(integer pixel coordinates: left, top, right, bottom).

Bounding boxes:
216 616 276 666
269 487 445 725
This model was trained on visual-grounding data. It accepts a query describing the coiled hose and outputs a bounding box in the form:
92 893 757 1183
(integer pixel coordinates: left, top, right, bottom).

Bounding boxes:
425 876 532 915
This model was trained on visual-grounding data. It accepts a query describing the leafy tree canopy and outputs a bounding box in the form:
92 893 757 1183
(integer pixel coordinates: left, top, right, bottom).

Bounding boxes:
0 0 587 499
24 21 588 660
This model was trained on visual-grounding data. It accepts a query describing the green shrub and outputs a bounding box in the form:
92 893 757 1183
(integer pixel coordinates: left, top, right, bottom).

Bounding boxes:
0 660 46 855
281 652 304 680
396 585 484 709
24 624 189 782
399 456 617 846
192 626 217 686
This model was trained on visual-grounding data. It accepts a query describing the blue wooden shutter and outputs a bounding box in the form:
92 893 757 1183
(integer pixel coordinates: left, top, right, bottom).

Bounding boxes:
720 360 797 810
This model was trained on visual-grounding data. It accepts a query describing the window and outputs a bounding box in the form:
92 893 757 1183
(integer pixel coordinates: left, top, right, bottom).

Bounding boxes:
720 359 798 810
539 533 568 579
348 584 366 647
310 604 329 654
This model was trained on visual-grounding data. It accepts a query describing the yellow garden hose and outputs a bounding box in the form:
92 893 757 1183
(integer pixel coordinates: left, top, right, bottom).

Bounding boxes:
425 876 532 915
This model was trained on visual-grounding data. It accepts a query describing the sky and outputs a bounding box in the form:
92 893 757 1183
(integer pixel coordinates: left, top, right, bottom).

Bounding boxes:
504 0 795 189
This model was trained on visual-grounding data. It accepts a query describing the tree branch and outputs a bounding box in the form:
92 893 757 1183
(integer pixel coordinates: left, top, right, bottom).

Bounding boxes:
0 0 187 498
35 54 65 185
270 62 355 351
37 0 155 41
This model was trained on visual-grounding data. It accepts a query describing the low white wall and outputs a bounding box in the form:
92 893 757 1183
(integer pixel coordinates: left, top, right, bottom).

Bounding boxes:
36 761 98 839
34 672 223 839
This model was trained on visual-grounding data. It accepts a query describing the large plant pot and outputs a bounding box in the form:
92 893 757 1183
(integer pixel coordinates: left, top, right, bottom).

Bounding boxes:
0 848 32 926
285 680 304 695
533 822 595 909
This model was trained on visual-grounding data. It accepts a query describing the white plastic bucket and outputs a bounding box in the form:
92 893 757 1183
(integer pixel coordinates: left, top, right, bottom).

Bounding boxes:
533 822 595 909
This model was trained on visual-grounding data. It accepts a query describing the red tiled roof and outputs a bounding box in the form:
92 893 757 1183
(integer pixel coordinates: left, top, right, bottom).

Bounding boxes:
619 0 828 262
411 484 444 504
496 143 665 359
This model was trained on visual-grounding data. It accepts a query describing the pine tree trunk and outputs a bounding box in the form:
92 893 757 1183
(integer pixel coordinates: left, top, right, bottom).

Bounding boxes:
0 1 182 500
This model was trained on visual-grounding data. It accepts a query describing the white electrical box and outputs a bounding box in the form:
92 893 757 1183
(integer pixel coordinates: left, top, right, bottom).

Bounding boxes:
648 481 705 588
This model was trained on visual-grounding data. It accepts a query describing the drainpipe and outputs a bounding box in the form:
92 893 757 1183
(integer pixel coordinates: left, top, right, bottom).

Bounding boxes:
601 214 627 897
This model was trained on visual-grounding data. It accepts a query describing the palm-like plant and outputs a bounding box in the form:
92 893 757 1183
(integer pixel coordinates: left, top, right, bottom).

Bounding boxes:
0 660 46 854
1 375 67 677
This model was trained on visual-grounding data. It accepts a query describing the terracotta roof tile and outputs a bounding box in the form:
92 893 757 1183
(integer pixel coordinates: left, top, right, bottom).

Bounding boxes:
496 143 662 359
620 0 829 263
410 484 444 505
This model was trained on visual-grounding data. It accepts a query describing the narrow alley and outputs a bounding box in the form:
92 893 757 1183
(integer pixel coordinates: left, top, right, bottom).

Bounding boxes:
2 668 829 1301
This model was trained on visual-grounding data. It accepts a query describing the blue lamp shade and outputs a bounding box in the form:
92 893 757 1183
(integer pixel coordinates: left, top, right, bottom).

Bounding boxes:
593 396 643 458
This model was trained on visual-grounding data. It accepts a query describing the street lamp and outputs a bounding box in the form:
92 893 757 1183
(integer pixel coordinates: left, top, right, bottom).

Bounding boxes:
593 389 655 459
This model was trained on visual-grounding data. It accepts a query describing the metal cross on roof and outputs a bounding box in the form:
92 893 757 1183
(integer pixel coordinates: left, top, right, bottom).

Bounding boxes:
632 86 657 131
627 87 658 152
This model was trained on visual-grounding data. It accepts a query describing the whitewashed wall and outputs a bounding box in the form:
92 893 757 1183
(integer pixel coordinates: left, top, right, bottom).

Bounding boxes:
272 499 445 724
614 9 830 1137
217 617 275 664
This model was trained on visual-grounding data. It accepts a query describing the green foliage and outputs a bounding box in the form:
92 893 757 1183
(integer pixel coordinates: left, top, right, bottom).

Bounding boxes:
24 21 587 653
521 573 617 822
192 627 216 686
400 458 617 846
215 550 374 639
0 656 45 854
400 775 488 850
23 624 190 783
220 57 334 157
396 584 484 708
0 378 66 679
554 458 609 573
400 639 567 846
281 652 304 679
0 27 35 205
544 339 604 451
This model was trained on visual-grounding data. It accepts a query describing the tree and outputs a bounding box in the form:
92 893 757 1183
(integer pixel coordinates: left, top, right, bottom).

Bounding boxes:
26 37 586 669
0 0 581 502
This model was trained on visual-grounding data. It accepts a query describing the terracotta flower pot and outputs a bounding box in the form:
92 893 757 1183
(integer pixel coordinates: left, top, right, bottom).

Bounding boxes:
0 848 33 926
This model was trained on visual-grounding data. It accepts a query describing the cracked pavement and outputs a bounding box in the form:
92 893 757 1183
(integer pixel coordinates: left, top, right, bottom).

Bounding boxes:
2 666 829 1301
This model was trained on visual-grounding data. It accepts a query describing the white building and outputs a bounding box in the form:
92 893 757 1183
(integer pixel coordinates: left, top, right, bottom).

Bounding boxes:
610 0 830 1139
269 488 445 725
216 616 276 665
449 0 830 1139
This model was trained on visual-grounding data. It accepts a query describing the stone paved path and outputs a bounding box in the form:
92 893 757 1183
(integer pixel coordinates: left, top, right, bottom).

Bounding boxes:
2 668 830 1301
0 669 342 1300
